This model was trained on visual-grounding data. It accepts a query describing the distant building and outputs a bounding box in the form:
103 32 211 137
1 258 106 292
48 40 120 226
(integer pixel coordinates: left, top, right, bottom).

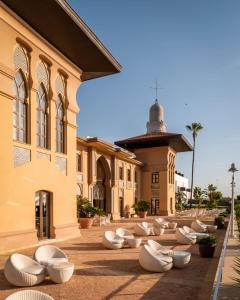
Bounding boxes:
175 172 191 199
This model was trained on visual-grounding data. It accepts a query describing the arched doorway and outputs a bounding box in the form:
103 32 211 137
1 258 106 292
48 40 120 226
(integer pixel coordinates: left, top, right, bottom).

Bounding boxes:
35 191 51 240
93 157 111 213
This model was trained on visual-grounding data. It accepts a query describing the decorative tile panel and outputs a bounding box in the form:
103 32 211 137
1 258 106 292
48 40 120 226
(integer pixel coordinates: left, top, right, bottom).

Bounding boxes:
76 173 83 182
13 146 31 168
119 180 124 189
55 156 67 175
36 62 49 91
127 182 132 189
151 189 160 198
37 151 51 161
13 46 28 75
55 75 64 95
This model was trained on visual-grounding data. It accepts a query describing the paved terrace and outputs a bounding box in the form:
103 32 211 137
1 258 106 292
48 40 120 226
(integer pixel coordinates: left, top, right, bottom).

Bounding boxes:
0 221 226 300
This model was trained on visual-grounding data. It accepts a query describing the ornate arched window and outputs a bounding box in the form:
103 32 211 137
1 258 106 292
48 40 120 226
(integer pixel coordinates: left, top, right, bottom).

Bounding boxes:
56 95 64 153
13 70 28 143
36 84 48 148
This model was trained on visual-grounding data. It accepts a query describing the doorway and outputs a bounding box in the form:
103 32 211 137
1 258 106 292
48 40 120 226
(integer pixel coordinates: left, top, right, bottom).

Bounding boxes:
151 198 160 215
35 191 51 240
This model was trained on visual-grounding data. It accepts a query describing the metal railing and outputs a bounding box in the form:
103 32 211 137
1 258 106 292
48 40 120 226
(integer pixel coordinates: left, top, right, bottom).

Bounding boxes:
211 216 232 300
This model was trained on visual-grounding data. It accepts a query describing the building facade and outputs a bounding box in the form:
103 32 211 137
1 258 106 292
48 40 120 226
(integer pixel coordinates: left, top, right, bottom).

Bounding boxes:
175 171 191 199
76 138 142 220
0 0 192 253
0 0 121 252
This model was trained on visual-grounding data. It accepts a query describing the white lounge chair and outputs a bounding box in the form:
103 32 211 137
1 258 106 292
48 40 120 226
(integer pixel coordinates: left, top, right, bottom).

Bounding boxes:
183 226 209 240
147 240 171 255
34 245 68 266
102 231 124 249
191 220 207 233
4 254 45 287
153 217 169 229
134 222 153 236
176 228 197 245
139 245 173 272
4 290 54 300
191 220 217 233
116 228 134 239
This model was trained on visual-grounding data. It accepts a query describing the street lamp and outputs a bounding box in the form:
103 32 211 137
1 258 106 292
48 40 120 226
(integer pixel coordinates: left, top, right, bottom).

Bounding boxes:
228 163 238 237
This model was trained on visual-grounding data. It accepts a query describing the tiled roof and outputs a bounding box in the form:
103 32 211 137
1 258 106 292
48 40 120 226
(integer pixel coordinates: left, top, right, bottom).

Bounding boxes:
115 132 193 153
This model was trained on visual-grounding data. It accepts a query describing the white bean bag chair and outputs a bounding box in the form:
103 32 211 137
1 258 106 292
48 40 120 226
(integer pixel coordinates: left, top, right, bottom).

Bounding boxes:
183 226 209 240
176 228 197 245
34 245 68 266
134 223 152 236
207 225 217 233
4 290 54 300
139 245 173 272
102 231 124 249
153 226 165 236
191 220 207 233
116 228 134 239
147 240 171 255
4 254 46 287
153 218 169 229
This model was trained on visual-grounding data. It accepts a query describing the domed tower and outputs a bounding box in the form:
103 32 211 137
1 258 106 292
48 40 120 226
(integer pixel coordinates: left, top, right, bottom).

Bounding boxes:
146 99 167 133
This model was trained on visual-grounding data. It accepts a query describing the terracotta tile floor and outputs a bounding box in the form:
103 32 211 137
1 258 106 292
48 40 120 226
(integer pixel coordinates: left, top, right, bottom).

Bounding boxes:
0 223 226 300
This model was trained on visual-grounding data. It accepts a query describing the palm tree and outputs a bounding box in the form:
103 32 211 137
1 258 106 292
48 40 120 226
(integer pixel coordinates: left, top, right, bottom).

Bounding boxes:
186 123 203 201
207 184 217 203
176 190 187 211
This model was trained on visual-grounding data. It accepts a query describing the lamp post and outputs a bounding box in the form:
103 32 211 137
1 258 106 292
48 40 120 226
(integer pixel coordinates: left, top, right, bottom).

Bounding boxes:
228 163 238 237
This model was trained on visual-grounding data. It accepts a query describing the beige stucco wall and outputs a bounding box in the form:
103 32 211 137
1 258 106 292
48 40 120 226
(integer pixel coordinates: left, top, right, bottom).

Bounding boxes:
76 141 141 219
134 146 176 216
0 5 81 252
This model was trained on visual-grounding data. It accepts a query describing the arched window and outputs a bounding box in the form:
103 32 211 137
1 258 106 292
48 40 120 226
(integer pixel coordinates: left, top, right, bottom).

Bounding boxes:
13 70 27 142
56 95 64 153
36 85 48 148
76 153 82 172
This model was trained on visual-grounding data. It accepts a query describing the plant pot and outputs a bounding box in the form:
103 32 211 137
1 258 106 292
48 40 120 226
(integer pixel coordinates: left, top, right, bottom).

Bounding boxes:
138 211 147 218
199 244 216 258
125 212 131 219
217 223 224 229
79 217 94 229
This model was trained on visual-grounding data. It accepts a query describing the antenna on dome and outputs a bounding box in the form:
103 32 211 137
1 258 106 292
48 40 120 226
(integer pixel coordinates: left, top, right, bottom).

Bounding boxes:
150 80 163 101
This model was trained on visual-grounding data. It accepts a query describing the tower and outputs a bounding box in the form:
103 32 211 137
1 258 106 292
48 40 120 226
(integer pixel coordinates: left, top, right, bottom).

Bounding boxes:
146 99 167 134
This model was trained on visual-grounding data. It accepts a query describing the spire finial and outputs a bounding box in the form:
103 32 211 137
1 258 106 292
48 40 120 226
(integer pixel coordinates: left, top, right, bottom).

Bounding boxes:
150 80 163 100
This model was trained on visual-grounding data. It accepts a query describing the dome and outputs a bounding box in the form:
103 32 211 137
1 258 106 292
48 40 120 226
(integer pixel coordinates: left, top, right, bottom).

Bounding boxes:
146 99 166 133
149 100 164 123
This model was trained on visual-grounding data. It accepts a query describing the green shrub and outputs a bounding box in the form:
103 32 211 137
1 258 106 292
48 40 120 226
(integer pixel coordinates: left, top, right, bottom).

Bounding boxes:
132 200 150 212
198 235 217 246
215 216 225 224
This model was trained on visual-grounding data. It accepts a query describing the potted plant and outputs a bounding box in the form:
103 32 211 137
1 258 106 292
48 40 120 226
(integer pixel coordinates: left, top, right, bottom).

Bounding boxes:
77 196 98 229
214 216 225 229
132 200 150 218
198 235 217 258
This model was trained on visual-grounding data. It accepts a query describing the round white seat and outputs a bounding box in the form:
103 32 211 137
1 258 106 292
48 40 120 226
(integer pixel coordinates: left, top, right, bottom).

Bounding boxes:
168 222 177 229
207 225 217 233
126 237 142 248
47 262 74 283
169 251 191 268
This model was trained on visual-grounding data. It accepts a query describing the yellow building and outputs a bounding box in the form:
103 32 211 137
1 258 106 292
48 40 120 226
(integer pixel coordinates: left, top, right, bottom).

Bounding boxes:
0 0 192 253
76 137 142 220
0 0 121 252
115 100 192 216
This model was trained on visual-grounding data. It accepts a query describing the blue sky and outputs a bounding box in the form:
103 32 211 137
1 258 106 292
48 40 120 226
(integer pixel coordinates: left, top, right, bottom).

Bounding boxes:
68 0 240 196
